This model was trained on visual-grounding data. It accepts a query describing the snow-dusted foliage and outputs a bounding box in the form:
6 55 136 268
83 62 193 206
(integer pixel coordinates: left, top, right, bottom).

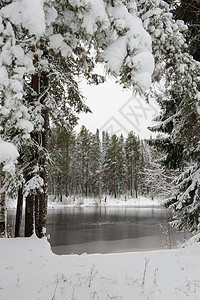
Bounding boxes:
137 0 200 139
142 144 177 200
136 0 200 232
0 137 19 174
1 0 199 234
0 2 42 194
166 162 200 232
164 145 200 233
0 0 157 236
0 0 154 187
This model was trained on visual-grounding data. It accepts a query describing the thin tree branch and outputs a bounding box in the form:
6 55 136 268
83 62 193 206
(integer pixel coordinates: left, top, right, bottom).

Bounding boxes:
188 24 200 28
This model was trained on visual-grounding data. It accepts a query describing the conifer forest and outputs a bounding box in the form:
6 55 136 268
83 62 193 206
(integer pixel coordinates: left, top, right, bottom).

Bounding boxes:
1 1 200 299
0 0 200 239
48 126 177 202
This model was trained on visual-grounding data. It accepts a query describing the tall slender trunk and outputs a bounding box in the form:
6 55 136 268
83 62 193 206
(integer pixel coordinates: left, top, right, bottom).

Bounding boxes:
24 48 39 237
114 170 117 199
60 142 63 202
130 164 133 197
37 72 49 238
82 155 85 194
85 159 89 197
0 166 6 238
34 113 49 238
65 140 69 197
38 118 48 238
25 194 34 237
34 195 39 236
0 193 6 237
24 57 49 238
15 187 23 237
134 166 138 198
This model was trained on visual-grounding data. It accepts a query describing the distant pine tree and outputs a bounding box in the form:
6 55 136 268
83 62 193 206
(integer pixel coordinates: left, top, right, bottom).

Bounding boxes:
125 132 141 198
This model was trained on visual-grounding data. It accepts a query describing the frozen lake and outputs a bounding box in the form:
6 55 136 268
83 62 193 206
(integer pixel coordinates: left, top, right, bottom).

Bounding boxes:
45 207 189 255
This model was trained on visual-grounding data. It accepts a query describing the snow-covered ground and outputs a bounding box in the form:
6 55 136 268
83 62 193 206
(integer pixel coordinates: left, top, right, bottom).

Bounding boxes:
48 195 162 208
6 195 162 209
3 196 199 299
0 234 200 300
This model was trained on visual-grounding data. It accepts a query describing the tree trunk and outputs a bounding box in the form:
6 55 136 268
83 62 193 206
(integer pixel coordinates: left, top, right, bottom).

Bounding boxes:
37 80 49 237
38 189 48 238
130 165 133 197
0 192 6 238
0 167 6 238
25 194 34 237
65 140 69 197
114 171 117 199
60 142 63 202
15 188 23 237
134 169 138 199
85 159 89 197
24 49 39 237
34 195 40 237
38 109 49 238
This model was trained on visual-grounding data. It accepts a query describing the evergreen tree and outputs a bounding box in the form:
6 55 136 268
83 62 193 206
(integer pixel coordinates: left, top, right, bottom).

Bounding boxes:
125 132 140 198
89 129 102 197
101 131 111 200
117 134 127 196
48 126 75 201
0 0 154 237
137 0 200 232
142 143 177 200
76 126 92 196
1 0 199 236
165 0 200 61
103 134 126 198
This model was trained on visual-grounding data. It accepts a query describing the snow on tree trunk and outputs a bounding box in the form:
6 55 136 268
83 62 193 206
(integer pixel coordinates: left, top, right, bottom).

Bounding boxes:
37 101 49 238
1 0 158 237
0 140 19 237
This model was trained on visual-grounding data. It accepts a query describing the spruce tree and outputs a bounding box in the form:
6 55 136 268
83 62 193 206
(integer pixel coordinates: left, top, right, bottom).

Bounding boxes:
102 133 126 198
1 0 154 237
89 129 102 197
125 132 140 198
137 0 200 232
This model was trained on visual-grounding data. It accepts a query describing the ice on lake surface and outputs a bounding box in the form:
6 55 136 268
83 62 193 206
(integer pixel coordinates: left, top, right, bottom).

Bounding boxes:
7 206 190 255
45 207 190 254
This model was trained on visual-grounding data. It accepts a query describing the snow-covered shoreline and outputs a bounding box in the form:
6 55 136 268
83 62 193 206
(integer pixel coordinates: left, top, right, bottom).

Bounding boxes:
6 195 162 210
2 196 200 300
48 195 162 209
0 234 199 300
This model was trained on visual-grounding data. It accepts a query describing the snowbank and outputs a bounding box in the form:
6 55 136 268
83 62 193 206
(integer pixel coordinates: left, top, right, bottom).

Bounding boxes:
0 234 199 300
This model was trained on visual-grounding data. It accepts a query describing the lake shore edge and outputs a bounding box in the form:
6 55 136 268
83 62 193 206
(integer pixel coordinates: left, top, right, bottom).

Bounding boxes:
0 233 200 299
6 195 162 209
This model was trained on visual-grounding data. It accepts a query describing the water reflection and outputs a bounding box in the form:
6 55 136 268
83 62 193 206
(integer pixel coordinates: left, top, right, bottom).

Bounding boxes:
7 207 189 254
45 207 189 255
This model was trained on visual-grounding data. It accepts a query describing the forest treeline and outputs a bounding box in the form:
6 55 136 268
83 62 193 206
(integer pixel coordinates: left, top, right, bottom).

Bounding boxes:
48 126 176 201
1 0 199 238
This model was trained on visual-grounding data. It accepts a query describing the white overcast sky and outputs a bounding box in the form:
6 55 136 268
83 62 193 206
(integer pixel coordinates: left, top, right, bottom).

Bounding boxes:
75 69 160 139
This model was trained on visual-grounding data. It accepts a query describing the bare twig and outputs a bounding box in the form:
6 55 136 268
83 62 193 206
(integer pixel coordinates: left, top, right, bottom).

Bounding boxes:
142 257 150 290
154 267 158 286
52 281 58 300
88 264 96 288
188 24 200 28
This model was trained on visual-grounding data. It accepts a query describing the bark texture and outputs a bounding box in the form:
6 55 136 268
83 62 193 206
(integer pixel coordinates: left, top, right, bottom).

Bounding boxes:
15 188 23 237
